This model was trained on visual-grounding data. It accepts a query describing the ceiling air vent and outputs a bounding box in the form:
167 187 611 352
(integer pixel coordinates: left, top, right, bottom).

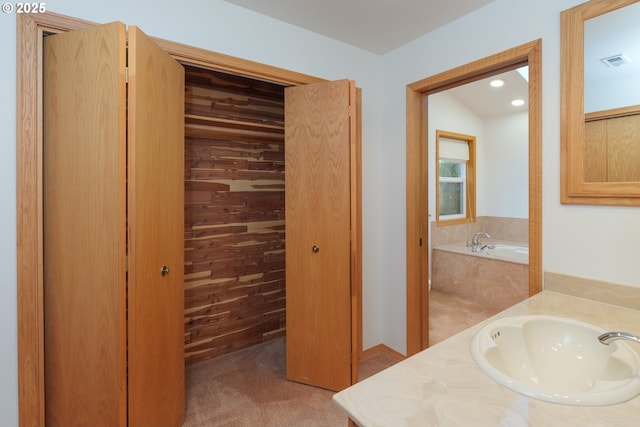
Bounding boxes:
601 54 631 67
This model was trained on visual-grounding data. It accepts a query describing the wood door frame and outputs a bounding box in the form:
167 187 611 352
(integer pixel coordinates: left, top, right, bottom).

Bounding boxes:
16 11 362 426
405 39 543 355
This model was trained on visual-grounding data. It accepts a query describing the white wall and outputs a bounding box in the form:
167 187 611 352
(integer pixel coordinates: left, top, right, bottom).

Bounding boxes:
379 0 640 355
4 0 640 423
1 1 384 424
482 112 528 218
428 93 528 220
0 11 17 426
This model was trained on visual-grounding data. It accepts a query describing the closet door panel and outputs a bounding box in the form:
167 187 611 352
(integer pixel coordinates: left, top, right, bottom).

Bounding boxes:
43 22 128 427
127 26 186 427
285 79 354 391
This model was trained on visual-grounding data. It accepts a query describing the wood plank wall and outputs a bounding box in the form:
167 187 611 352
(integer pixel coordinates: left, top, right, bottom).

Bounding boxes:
183 65 286 365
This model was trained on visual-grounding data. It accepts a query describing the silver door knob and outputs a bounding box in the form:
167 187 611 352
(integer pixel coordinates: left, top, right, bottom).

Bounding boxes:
312 245 319 253
160 265 170 276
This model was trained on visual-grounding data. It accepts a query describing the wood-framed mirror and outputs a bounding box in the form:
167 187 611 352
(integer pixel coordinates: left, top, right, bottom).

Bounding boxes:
560 0 640 205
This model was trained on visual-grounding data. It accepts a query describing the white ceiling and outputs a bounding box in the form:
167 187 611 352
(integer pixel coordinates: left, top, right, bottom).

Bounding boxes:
447 68 529 118
220 0 526 117
221 0 495 54
221 1 639 119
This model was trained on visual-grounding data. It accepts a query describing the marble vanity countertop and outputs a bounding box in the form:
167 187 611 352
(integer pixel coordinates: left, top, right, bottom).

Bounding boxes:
333 291 640 426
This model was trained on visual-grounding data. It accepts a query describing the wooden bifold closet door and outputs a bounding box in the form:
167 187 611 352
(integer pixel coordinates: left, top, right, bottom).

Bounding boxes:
43 22 185 427
285 79 359 392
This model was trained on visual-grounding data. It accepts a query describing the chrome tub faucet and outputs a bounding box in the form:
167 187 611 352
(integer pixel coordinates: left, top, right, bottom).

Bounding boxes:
599 331 640 345
470 232 492 253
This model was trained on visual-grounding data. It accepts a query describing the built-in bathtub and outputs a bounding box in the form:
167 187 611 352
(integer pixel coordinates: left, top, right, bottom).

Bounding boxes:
431 240 529 309
473 243 528 265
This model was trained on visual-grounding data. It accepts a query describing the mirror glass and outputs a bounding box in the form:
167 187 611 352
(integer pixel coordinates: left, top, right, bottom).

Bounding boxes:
583 1 640 183
560 0 640 205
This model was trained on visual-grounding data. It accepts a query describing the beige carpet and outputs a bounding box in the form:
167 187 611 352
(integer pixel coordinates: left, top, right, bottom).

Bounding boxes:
182 291 496 426
183 337 398 427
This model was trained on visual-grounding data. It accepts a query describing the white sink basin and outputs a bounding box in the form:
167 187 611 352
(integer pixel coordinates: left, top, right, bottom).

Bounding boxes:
470 315 640 406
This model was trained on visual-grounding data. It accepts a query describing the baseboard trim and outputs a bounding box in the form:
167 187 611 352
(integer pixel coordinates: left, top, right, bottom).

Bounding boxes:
360 344 405 362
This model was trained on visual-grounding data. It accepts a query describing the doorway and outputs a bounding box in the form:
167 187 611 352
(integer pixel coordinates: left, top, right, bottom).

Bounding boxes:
183 64 288 365
428 68 531 345
405 40 543 355
17 12 362 426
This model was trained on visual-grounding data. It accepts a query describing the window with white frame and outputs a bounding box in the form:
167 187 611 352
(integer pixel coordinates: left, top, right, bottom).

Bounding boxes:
436 130 476 225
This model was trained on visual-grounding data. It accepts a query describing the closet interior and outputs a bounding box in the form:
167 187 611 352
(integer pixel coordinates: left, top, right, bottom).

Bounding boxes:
183 65 288 366
25 12 360 427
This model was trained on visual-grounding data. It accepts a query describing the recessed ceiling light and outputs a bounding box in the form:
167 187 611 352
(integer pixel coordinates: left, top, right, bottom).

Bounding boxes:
511 99 525 107
490 79 505 88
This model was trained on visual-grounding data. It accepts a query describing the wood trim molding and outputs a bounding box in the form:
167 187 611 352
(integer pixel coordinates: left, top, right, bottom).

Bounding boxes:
16 11 342 427
352 88 364 372
360 344 405 363
16 13 45 427
585 104 640 121
560 0 640 205
528 39 543 298
405 85 428 355
405 39 543 356
434 130 477 227
153 37 323 86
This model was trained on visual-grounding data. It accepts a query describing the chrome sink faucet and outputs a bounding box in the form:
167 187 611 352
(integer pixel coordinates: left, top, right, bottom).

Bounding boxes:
598 331 640 345
471 232 492 253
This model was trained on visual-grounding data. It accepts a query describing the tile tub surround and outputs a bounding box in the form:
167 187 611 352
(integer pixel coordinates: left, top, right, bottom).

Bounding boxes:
430 216 528 247
431 241 529 308
333 291 640 426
